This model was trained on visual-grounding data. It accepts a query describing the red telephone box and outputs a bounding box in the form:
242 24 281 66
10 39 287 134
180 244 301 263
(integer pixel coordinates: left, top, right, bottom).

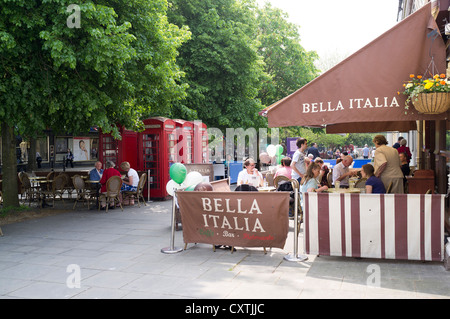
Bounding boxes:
138 117 177 199
174 119 194 164
192 120 208 163
99 126 138 169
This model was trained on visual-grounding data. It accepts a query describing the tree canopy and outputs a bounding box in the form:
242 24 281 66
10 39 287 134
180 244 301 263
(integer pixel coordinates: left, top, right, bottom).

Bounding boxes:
0 0 190 206
167 0 267 131
0 0 190 138
255 2 319 106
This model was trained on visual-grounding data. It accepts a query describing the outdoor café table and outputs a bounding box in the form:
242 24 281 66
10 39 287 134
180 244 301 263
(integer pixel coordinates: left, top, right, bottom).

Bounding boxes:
325 188 360 193
28 176 47 188
257 186 276 192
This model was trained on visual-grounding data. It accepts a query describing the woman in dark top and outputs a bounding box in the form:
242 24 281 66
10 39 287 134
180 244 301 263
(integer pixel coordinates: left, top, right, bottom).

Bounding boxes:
361 164 386 194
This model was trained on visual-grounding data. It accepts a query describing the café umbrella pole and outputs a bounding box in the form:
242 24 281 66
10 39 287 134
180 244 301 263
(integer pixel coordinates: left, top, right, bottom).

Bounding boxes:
161 190 183 254
284 180 308 262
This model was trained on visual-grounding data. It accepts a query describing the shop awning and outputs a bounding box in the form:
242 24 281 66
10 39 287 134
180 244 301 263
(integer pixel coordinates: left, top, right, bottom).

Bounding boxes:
264 3 449 133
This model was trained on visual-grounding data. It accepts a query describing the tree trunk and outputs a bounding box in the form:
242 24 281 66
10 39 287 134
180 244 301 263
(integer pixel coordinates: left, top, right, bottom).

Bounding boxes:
2 123 20 207
28 138 37 172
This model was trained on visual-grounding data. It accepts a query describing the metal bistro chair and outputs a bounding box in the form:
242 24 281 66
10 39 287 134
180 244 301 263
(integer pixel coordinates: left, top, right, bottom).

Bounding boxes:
20 174 41 206
39 174 66 208
327 171 334 188
59 173 74 199
273 175 290 189
72 175 96 210
354 177 367 188
98 176 123 213
123 173 147 208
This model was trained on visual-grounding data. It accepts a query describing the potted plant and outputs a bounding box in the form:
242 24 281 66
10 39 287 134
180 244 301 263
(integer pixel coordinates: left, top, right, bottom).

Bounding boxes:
400 73 450 114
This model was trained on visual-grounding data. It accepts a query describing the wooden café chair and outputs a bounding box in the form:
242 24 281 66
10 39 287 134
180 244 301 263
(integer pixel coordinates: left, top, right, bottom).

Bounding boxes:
122 173 147 208
38 174 67 208
72 175 96 210
98 176 123 213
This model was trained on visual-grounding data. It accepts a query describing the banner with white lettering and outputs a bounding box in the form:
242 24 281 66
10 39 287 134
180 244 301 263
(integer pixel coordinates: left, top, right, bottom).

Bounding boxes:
177 191 290 249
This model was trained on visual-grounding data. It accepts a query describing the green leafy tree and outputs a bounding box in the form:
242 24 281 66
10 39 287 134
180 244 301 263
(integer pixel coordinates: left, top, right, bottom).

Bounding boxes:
255 2 319 106
168 0 267 131
0 0 190 207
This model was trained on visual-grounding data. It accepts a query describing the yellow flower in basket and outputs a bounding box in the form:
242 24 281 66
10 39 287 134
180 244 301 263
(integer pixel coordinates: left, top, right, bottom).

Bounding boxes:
401 73 450 110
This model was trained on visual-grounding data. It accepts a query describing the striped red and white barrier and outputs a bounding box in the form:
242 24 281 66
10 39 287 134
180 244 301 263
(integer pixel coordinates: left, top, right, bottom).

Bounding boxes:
303 193 445 261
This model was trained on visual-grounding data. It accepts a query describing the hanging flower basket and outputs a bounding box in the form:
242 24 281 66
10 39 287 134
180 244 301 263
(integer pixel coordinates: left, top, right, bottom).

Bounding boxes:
412 92 450 114
400 73 450 114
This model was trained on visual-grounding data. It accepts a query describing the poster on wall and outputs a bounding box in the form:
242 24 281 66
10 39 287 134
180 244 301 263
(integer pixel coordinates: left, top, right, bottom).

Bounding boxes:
73 137 90 161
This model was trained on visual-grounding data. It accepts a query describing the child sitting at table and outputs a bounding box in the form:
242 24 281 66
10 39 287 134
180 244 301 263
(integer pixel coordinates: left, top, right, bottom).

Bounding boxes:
361 164 386 194
300 163 329 193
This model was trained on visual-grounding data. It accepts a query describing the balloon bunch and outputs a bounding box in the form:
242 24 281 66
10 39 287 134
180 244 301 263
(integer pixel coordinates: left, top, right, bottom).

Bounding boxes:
260 144 284 165
166 163 205 196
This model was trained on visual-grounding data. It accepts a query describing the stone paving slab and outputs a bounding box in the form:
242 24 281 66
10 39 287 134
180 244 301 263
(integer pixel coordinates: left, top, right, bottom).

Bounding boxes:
0 199 449 299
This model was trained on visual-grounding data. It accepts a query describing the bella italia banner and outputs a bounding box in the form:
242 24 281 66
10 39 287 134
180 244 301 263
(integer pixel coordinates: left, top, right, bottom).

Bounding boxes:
177 191 290 249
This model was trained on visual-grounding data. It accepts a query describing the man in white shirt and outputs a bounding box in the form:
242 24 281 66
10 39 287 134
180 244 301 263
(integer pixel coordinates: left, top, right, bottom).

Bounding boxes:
332 155 357 187
291 138 308 182
362 144 370 159
237 158 263 187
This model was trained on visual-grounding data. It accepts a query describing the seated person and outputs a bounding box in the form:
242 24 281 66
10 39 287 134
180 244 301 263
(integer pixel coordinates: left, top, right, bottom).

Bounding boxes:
361 164 386 194
89 161 103 205
274 156 292 179
99 161 122 210
399 152 410 181
237 158 263 187
313 157 329 187
332 155 357 188
120 161 139 192
300 163 329 193
89 161 103 181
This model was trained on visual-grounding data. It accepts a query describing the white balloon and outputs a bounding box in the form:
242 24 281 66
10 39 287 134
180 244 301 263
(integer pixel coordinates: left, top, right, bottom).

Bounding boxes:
166 179 182 197
266 144 276 157
183 171 203 188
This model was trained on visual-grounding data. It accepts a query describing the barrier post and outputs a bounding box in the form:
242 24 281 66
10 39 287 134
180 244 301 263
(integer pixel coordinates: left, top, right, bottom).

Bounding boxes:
147 169 152 203
284 180 308 262
161 190 183 254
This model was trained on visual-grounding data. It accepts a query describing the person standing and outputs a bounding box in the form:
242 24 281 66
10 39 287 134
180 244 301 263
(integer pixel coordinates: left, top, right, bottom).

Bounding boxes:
397 139 412 163
393 136 403 149
362 144 370 159
291 138 308 183
36 152 42 168
372 135 404 193
66 149 74 168
307 142 320 159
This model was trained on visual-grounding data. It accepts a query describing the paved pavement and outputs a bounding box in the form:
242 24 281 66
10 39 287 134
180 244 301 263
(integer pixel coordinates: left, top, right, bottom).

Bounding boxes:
0 198 449 300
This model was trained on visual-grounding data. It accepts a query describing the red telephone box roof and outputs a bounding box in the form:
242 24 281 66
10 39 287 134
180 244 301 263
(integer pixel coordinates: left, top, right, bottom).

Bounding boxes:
173 119 194 130
143 117 176 129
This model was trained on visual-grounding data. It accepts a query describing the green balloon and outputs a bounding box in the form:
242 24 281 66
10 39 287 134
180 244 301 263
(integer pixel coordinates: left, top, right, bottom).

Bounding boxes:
169 163 187 184
275 144 283 155
185 185 196 191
